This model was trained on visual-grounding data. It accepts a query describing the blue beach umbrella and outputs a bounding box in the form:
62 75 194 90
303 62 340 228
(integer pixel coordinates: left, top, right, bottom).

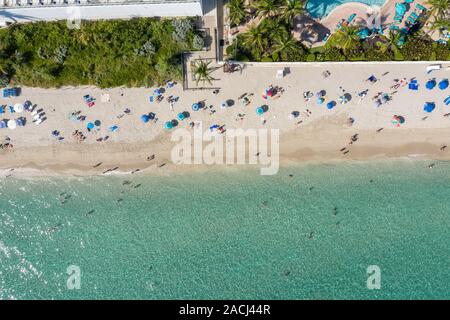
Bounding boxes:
87 122 95 130
438 79 449 90
326 101 336 109
141 114 150 123
177 112 186 121
424 102 436 113
256 106 265 115
426 79 436 90
164 121 173 129
192 103 200 111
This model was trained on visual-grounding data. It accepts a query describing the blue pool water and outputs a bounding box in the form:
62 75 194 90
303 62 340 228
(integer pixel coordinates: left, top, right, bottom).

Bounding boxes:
0 160 449 299
307 0 387 18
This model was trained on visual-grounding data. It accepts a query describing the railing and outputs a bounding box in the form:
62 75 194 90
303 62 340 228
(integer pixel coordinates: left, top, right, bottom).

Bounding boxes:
0 0 200 8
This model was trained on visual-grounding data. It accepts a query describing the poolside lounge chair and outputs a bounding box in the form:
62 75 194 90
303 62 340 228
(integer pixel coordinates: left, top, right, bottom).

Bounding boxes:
390 25 400 31
416 3 426 11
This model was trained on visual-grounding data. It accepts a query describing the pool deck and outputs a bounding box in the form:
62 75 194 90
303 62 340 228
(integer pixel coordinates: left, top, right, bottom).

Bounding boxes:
320 0 430 36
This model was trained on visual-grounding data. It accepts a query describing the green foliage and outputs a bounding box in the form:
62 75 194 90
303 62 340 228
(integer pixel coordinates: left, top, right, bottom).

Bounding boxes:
0 18 198 88
193 34 205 50
228 0 247 27
172 18 194 43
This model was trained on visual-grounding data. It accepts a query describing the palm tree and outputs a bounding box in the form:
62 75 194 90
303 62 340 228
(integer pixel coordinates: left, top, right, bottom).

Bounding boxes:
192 59 216 86
242 23 268 58
376 31 402 54
326 26 360 52
280 0 305 25
272 31 301 60
253 0 284 19
227 0 247 27
428 16 450 37
427 0 449 19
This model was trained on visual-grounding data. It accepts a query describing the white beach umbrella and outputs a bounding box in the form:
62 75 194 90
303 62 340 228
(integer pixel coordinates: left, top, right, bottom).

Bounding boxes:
14 103 24 113
7 119 17 130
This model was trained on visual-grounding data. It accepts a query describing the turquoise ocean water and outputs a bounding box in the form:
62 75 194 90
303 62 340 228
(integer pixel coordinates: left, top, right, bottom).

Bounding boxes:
0 160 449 299
307 0 387 18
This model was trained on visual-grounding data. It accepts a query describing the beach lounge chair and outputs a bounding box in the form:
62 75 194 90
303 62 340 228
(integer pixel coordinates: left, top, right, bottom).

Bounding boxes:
445 96 450 106
426 64 441 74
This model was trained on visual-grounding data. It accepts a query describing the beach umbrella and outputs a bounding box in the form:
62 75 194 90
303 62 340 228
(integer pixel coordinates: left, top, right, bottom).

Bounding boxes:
141 114 150 123
426 79 436 90
373 99 382 108
177 112 185 121
327 101 336 109
7 119 16 130
94 120 101 126
438 79 449 90
87 122 95 130
23 101 32 111
317 97 324 105
221 101 228 108
424 102 436 113
148 112 156 120
14 103 24 113
164 121 173 130
209 124 219 132
339 95 349 104
192 103 200 111
16 118 25 126
0 120 6 128
109 125 119 132
256 106 265 115
380 94 390 104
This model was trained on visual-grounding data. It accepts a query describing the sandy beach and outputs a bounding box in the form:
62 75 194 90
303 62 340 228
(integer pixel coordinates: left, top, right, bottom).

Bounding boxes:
0 62 449 177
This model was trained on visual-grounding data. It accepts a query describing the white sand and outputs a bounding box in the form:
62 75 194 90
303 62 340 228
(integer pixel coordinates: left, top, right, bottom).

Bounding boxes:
0 62 449 177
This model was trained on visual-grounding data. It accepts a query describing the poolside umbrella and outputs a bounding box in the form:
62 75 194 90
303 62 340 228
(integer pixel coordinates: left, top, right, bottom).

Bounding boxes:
7 119 16 129
87 122 95 130
94 120 101 126
192 103 200 111
164 121 173 130
327 101 336 109
141 114 150 123
14 103 24 113
424 102 436 113
395 2 407 15
426 79 436 90
177 112 186 121
438 79 449 90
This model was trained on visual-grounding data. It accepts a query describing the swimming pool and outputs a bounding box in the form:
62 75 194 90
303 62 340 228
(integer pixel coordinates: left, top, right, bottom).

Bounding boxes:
307 0 387 18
